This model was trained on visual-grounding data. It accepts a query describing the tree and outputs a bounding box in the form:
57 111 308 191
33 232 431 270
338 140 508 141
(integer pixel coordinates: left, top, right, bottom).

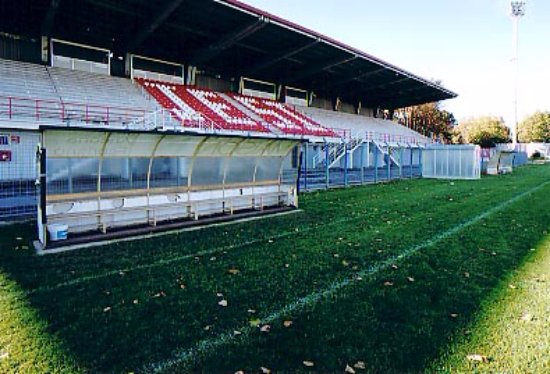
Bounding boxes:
453 116 510 147
394 102 457 143
518 111 550 143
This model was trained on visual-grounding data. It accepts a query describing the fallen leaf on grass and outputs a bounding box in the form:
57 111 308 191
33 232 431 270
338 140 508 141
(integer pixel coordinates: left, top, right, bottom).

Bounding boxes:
407 277 415 282
303 361 314 367
342 260 350 267
283 320 293 328
249 318 261 327
520 313 533 322
233 330 242 336
345 364 356 373
260 367 271 374
216 293 224 297
247 309 256 314
204 325 212 331
353 361 366 370
228 268 240 275
464 272 470 278
383 281 394 287
467 354 489 363
152 291 166 298
391 264 399 270
509 284 516 289
218 299 228 307
260 324 271 333
0 350 9 360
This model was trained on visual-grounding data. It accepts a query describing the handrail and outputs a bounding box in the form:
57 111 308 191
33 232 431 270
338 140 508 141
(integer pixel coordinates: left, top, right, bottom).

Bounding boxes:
0 95 148 126
0 94 147 113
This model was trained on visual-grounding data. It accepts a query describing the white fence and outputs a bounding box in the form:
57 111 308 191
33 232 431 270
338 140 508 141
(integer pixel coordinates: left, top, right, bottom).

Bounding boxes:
422 144 481 180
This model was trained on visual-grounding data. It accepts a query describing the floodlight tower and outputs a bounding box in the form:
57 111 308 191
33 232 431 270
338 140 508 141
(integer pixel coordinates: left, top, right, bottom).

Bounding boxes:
510 0 526 144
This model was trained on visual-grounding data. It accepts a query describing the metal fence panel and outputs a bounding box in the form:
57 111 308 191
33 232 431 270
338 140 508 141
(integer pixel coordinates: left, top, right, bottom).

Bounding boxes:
422 144 481 180
0 130 40 221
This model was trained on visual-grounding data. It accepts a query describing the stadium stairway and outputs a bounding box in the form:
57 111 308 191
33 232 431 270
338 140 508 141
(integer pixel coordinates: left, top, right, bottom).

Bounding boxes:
313 135 365 168
373 140 401 167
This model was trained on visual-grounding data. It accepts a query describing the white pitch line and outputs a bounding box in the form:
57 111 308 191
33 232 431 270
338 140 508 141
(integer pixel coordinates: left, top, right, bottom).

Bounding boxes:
28 213 362 295
28 180 501 295
144 180 550 373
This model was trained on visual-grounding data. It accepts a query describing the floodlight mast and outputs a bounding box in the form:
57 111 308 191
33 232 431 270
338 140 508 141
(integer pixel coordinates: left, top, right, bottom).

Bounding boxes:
510 1 526 145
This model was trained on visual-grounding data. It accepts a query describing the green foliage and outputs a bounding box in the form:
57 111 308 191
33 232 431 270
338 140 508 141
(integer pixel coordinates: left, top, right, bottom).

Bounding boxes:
518 111 550 143
453 116 510 147
0 165 549 373
395 102 457 143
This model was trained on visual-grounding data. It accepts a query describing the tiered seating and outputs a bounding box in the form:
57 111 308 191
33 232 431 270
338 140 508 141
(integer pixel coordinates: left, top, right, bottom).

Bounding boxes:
137 79 205 128
185 87 267 132
136 79 268 133
48 67 153 110
301 106 430 144
0 59 152 126
231 94 338 137
0 58 59 100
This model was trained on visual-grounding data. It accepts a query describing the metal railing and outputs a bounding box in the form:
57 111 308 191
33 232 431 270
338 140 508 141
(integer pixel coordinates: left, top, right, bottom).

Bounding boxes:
0 95 148 127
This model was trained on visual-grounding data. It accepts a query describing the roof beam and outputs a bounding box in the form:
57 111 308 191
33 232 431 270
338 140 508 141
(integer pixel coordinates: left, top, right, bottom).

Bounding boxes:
41 0 62 36
245 38 320 75
341 76 415 100
126 0 185 52
190 17 269 65
284 55 358 84
357 77 413 95
324 67 387 90
366 85 434 108
382 93 441 110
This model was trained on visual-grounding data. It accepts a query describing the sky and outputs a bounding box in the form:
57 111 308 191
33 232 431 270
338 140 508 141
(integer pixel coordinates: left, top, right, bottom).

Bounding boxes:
240 0 550 127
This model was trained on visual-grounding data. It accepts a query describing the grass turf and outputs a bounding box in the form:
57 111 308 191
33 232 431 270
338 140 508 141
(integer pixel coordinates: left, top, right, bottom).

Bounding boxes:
0 164 549 373
429 234 550 373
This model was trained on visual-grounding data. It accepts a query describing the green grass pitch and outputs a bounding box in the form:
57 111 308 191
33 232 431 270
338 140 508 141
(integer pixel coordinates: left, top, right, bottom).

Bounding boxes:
1 164 549 373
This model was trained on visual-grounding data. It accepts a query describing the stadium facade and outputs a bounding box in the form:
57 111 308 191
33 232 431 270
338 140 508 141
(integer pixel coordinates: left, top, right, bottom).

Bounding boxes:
0 0 457 249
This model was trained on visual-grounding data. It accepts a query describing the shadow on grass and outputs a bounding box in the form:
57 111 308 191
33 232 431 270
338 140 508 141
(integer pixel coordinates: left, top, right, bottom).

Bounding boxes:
185 188 550 373
0 166 549 373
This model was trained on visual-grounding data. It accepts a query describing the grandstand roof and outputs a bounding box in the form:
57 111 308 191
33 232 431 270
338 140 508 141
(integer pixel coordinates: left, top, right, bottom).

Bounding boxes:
1 0 457 109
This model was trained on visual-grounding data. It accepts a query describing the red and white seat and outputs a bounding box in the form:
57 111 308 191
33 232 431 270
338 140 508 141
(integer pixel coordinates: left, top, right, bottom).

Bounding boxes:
231 94 337 137
137 79 268 133
185 87 267 132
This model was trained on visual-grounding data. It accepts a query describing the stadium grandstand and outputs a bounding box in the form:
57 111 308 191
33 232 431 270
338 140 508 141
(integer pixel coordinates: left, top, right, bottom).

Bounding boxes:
0 0 456 249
